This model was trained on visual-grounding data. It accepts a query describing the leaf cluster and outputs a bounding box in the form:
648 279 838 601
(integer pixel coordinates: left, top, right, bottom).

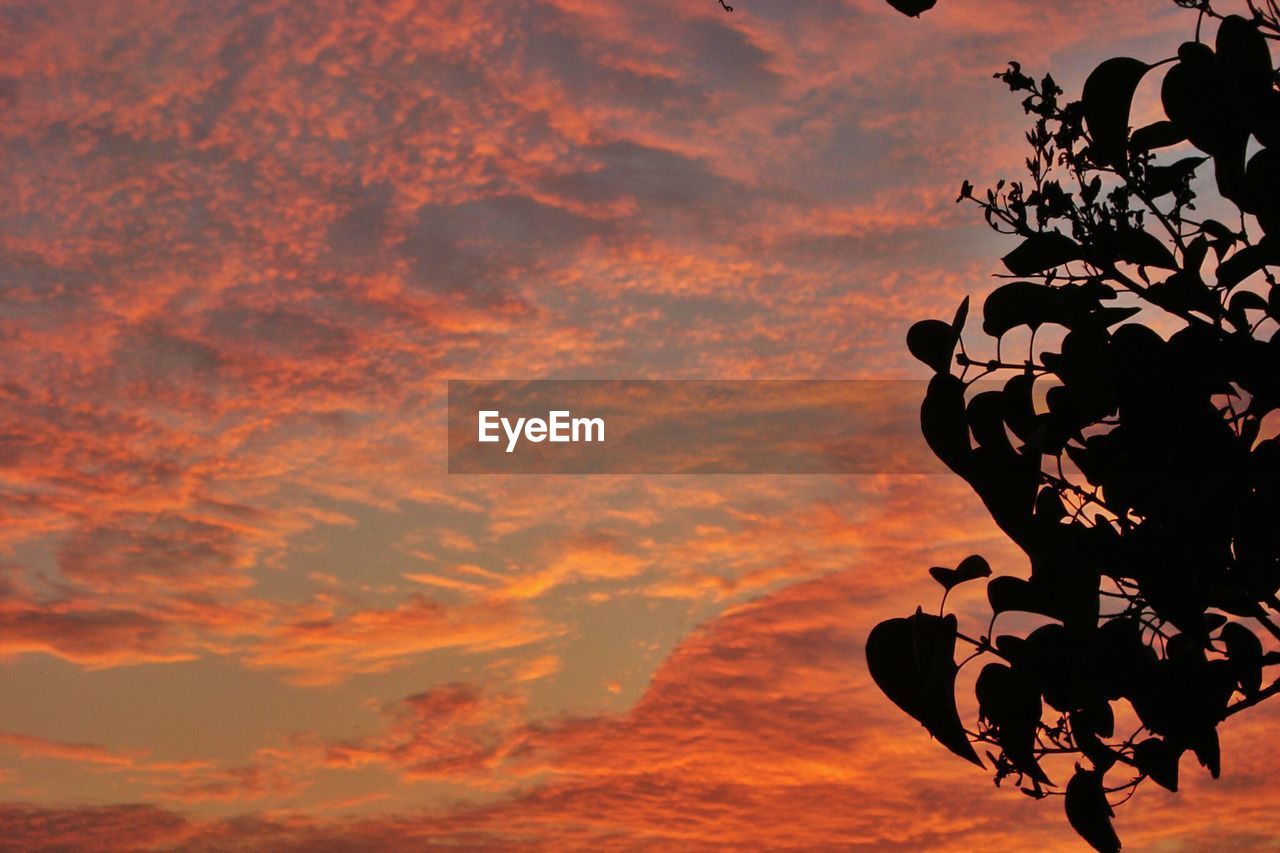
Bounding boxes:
872 3 1280 849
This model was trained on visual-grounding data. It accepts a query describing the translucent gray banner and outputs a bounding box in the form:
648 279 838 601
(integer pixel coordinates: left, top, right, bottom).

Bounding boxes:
447 380 948 474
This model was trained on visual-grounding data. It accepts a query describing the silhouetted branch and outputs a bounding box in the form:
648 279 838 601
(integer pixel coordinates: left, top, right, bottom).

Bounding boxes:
1226 677 1280 717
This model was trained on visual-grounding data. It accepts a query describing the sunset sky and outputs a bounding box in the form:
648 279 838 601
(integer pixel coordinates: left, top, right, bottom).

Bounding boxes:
2 0 1278 848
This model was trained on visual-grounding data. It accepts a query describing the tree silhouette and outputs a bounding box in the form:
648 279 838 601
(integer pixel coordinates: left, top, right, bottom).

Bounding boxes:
867 1 1280 849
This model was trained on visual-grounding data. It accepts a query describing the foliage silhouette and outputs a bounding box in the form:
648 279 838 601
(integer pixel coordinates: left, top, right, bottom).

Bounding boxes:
867 0 1280 849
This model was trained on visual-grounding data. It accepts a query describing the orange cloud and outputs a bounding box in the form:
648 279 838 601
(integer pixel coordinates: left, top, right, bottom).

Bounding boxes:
243 595 562 686
0 0 1249 848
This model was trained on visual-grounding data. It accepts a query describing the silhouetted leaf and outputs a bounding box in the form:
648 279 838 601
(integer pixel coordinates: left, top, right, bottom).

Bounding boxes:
921 374 971 474
983 281 1059 336
1021 623 1095 711
865 610 982 766
1203 612 1230 635
976 663 1051 784
1002 232 1081 275
1129 120 1186 153
883 0 936 16
1001 373 1042 440
951 295 970 333
907 319 959 373
929 554 993 591
966 439 1041 550
1217 16 1272 97
1082 57 1149 168
1191 728 1221 779
987 576 1048 617
1162 41 1252 202
1216 244 1272 290
1072 706 1119 775
1204 217 1236 238
1183 235 1210 275
1228 291 1268 332
1064 768 1121 853
1114 228 1177 269
1161 43 1219 151
1146 270 1219 317
967 391 1011 450
1229 291 1268 313
1244 147 1280 234
1144 156 1206 199
1133 738 1181 792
